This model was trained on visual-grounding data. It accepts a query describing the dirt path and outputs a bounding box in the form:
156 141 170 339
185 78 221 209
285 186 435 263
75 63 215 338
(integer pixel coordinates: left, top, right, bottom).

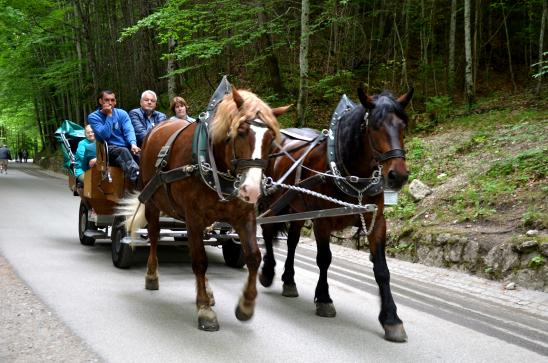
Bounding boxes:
0 255 102 362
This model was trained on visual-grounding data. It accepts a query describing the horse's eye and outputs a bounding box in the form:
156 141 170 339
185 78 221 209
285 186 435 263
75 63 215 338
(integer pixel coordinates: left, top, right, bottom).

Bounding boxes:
237 124 249 137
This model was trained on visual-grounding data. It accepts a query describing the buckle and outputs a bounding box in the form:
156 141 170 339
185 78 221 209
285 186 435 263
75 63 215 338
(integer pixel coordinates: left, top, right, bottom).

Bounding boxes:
348 175 359 183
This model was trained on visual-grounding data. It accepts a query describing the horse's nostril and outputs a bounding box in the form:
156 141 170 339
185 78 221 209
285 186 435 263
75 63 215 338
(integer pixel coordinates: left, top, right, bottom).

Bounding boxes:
388 170 397 180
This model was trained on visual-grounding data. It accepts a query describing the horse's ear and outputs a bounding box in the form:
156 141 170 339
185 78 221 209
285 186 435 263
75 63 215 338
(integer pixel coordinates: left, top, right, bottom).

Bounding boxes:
232 88 244 109
272 104 292 117
397 87 414 108
357 87 375 109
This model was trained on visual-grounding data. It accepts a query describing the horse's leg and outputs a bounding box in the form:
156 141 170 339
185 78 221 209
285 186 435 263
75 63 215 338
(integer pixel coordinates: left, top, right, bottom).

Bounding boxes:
232 214 261 322
281 221 304 297
145 203 160 290
186 219 218 331
259 223 277 287
312 223 336 317
369 214 407 342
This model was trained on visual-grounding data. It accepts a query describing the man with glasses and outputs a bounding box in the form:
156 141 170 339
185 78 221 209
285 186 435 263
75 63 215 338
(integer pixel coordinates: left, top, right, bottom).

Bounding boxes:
129 90 167 148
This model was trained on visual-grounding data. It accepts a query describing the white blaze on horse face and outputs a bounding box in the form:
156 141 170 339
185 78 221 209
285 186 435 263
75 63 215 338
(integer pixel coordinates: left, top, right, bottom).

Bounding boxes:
239 123 267 204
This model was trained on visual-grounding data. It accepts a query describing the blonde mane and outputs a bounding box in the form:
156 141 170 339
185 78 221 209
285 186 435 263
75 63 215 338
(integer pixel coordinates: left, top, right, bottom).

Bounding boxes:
209 89 280 143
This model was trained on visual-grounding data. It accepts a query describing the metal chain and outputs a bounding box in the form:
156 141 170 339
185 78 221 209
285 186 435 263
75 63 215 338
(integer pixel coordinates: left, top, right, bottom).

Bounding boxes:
200 161 235 179
331 163 383 195
357 193 377 236
271 179 377 212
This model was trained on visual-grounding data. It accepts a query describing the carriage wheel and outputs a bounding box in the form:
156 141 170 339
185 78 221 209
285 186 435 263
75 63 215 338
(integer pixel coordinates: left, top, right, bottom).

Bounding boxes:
78 201 96 246
222 238 245 268
111 217 133 269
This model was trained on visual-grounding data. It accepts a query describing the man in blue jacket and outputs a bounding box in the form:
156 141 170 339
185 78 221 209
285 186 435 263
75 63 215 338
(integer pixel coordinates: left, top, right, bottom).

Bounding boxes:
87 90 140 184
129 90 166 147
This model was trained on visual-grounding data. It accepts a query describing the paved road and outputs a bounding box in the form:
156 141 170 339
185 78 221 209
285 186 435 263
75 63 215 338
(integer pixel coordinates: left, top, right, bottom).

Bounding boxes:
1 162 547 362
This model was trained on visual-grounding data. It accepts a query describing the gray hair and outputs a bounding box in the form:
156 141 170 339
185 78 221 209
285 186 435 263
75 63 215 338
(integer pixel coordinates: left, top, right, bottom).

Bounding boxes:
141 90 157 101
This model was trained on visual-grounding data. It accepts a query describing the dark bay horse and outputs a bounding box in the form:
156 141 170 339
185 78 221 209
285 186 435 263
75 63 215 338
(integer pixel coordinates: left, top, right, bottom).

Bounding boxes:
123 87 288 331
259 88 413 342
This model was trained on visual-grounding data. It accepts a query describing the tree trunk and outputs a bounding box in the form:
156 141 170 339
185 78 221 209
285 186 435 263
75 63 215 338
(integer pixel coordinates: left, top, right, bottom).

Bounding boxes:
296 0 310 127
449 0 457 93
464 0 475 106
536 0 547 95
257 6 285 94
502 4 517 93
167 38 176 101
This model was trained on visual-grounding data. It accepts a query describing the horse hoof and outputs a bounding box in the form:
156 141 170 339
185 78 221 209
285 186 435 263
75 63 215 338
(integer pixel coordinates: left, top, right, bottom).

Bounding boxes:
235 296 254 322
235 305 254 321
383 324 408 343
315 302 336 317
198 316 219 331
259 273 274 287
145 276 159 290
282 283 299 297
198 308 219 331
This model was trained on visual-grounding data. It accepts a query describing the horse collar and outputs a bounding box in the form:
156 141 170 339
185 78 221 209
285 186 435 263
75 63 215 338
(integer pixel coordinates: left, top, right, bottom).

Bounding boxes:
327 95 383 198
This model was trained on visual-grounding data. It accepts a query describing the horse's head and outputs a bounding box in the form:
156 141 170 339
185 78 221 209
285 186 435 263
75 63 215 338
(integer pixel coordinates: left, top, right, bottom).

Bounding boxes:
357 87 413 190
211 88 288 204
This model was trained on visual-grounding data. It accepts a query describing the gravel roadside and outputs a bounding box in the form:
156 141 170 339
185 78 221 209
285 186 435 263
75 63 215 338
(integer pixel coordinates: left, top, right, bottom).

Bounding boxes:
0 254 102 363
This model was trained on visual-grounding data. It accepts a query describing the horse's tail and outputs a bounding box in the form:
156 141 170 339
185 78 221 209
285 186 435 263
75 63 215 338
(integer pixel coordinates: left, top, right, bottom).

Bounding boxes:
117 193 147 238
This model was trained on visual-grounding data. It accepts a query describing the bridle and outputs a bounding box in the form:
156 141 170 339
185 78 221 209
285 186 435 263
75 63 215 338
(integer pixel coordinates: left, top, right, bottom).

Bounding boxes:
230 117 272 175
361 111 406 164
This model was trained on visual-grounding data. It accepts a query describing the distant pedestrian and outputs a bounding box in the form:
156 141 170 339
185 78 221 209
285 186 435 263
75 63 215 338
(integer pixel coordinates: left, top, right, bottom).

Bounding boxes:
22 149 28 163
0 144 12 174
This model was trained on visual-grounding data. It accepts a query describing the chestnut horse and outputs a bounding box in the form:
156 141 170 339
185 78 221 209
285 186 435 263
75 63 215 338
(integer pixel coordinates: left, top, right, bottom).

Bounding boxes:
259 88 413 342
122 86 287 331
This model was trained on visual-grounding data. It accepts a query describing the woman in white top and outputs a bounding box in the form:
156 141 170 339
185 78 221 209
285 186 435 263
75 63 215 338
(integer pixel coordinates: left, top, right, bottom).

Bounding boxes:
169 96 196 122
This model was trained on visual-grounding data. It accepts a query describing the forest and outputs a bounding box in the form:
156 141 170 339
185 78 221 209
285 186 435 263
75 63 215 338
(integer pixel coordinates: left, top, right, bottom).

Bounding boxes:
0 0 546 156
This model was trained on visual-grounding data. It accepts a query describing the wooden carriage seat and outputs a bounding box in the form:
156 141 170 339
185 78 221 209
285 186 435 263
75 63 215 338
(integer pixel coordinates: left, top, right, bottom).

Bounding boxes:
83 140 126 206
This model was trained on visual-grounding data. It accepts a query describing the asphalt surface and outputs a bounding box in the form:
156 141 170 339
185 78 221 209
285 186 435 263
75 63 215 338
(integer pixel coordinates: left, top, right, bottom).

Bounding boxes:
1 161 547 362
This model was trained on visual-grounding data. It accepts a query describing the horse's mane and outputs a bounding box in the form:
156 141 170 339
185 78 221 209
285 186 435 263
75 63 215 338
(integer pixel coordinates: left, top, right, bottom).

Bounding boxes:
210 90 280 143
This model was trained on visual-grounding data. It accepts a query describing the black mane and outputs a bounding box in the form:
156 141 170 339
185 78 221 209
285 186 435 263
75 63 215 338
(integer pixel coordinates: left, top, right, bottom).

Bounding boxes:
369 92 408 128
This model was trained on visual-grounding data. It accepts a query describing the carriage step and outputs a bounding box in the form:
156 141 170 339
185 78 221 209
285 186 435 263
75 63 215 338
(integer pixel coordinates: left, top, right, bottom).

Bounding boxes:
84 230 108 239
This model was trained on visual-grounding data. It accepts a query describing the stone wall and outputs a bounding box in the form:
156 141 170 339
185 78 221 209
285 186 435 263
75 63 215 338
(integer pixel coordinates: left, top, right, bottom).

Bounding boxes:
330 227 548 292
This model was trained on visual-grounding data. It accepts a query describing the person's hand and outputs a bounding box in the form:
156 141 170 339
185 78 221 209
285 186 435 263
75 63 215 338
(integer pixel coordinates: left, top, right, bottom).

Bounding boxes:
101 104 113 116
89 158 97 168
131 144 141 155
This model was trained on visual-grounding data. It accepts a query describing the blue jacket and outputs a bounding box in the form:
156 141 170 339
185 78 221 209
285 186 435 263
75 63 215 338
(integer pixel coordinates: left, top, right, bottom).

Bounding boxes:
74 139 96 177
87 108 137 148
0 146 11 160
128 108 167 146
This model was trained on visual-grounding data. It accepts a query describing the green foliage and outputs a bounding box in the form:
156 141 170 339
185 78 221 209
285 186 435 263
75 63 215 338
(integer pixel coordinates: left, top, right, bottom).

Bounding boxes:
387 242 415 255
486 148 547 181
528 255 545 269
425 96 452 123
385 192 417 220
311 70 354 99
522 208 546 229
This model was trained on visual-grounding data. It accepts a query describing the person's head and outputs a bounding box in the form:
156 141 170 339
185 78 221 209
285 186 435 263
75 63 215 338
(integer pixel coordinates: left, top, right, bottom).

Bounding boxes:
140 90 158 114
97 90 116 108
170 96 189 119
84 124 95 141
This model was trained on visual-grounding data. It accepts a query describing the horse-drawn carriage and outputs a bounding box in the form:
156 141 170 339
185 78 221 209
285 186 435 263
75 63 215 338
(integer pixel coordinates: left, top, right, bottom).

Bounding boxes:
54 120 245 270
57 76 413 340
